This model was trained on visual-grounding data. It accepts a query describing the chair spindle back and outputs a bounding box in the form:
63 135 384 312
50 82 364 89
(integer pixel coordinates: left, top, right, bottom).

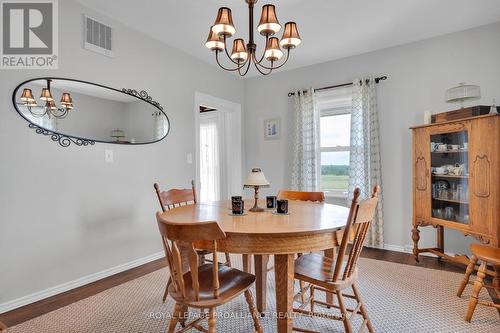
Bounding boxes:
277 190 325 202
332 186 380 282
154 180 197 212
156 212 226 301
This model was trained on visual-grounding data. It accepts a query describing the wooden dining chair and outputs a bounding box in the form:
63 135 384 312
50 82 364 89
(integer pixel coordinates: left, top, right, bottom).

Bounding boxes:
456 243 500 322
277 190 325 203
277 189 329 303
292 186 379 333
156 213 263 333
154 181 231 303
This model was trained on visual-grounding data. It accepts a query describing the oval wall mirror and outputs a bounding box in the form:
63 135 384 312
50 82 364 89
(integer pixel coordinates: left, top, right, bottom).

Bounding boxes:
12 77 170 147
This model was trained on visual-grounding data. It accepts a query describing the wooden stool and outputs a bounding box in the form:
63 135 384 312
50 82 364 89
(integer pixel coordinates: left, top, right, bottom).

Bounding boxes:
456 243 500 322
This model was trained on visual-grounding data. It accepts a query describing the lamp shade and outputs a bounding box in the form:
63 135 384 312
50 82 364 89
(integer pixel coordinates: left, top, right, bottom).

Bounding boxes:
40 87 53 101
445 83 481 103
20 88 35 102
244 168 270 187
60 92 72 105
205 27 225 51
280 22 301 49
212 7 236 37
47 100 57 110
264 37 283 61
230 39 248 63
257 4 281 36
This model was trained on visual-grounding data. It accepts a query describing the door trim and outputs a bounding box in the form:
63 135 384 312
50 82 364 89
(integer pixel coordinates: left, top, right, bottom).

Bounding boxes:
194 92 243 200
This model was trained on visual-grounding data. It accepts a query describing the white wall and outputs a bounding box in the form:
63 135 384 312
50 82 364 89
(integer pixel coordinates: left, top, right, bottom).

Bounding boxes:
243 22 500 254
0 0 244 305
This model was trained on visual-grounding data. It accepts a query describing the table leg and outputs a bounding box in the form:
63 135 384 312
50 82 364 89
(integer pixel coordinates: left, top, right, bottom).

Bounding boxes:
274 254 294 333
254 254 269 312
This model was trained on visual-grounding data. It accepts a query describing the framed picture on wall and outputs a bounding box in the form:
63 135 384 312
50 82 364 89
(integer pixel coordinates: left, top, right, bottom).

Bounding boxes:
264 118 281 140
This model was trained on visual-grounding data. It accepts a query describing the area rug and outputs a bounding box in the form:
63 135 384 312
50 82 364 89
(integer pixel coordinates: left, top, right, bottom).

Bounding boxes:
5 256 499 332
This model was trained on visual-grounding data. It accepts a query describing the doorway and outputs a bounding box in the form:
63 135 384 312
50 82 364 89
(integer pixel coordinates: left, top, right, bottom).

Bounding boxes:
194 92 243 202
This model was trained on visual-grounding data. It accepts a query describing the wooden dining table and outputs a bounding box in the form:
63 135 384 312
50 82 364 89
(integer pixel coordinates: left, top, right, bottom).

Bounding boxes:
159 199 349 333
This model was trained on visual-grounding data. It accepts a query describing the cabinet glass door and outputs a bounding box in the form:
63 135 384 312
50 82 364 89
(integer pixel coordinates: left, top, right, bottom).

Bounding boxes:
430 131 469 224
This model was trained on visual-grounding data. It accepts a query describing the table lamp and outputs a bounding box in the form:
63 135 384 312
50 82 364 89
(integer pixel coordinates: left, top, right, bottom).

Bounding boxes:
244 168 270 212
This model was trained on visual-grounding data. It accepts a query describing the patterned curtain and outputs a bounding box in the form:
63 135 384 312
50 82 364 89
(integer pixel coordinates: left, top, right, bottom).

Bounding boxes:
291 88 319 191
348 77 384 247
152 111 167 140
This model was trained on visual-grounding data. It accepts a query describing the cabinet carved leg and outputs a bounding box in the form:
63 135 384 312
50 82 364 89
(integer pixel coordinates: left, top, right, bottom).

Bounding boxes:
436 226 444 260
411 225 420 263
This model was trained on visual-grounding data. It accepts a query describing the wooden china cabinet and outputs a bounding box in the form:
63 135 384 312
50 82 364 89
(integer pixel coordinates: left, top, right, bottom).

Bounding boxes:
410 114 499 266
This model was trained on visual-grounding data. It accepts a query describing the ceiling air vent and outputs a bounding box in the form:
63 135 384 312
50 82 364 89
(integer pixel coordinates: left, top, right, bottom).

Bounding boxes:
84 15 113 57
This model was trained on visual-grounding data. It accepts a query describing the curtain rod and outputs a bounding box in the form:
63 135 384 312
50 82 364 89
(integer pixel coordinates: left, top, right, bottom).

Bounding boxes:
287 75 388 97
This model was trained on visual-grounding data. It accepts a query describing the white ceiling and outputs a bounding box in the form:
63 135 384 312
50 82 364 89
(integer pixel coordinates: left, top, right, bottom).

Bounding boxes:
77 0 500 77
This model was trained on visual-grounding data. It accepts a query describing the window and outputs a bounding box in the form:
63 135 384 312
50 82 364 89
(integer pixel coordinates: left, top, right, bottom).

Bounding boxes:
316 86 352 197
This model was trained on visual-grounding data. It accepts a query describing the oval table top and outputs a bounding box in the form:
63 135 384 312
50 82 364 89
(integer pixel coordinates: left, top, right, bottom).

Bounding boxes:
159 199 349 236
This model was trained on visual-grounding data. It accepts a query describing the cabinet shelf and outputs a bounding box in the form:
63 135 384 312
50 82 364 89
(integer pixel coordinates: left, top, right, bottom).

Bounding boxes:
432 197 469 205
432 174 469 179
431 149 468 154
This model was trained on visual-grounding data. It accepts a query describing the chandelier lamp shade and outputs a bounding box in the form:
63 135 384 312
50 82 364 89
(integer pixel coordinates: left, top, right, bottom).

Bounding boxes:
205 0 302 76
19 79 74 119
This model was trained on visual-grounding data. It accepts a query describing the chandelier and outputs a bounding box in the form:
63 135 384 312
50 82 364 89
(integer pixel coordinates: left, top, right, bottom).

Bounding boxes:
19 79 74 119
205 0 301 76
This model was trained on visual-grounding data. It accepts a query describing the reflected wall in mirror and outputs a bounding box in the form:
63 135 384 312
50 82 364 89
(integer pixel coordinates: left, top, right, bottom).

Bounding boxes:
13 78 170 147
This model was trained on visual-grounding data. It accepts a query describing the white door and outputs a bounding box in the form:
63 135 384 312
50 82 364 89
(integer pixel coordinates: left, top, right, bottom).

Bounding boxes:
199 112 221 202
195 93 243 203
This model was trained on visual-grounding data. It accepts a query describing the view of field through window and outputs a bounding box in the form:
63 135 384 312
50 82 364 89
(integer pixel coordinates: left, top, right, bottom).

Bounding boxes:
320 113 351 197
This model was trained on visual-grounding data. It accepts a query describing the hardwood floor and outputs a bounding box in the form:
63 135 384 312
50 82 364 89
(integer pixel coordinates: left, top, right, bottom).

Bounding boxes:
0 248 496 329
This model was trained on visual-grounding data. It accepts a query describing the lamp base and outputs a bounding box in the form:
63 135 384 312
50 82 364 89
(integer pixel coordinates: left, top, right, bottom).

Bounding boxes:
249 185 264 213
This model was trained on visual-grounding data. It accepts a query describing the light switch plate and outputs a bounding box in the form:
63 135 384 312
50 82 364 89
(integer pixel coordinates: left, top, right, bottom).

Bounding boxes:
105 149 113 163
187 153 193 164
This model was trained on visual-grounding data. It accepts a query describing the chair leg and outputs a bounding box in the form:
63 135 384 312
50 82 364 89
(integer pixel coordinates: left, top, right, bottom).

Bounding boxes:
310 285 315 312
244 289 263 333
457 255 477 298
336 291 353 333
492 265 500 292
162 284 169 303
208 308 217 333
299 281 306 304
167 302 182 333
465 261 487 322
225 252 232 267
352 284 374 333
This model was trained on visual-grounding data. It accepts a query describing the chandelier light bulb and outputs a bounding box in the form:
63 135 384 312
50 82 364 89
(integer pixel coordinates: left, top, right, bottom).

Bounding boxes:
257 4 281 36
230 39 248 63
280 22 301 49
205 27 225 51
212 7 236 37
264 37 283 61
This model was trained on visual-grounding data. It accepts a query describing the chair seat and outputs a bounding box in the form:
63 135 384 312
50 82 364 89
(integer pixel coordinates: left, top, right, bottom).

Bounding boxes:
470 243 500 265
169 264 255 307
196 249 211 256
294 253 357 290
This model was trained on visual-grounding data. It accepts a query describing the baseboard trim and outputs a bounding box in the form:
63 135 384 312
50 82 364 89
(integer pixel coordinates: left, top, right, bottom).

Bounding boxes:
0 251 164 314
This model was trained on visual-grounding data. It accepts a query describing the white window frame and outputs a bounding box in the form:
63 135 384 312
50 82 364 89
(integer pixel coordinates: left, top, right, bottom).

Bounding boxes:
317 105 351 198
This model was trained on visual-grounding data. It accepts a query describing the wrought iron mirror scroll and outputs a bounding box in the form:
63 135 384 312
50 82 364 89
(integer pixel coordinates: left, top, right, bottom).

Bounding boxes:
12 77 170 147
